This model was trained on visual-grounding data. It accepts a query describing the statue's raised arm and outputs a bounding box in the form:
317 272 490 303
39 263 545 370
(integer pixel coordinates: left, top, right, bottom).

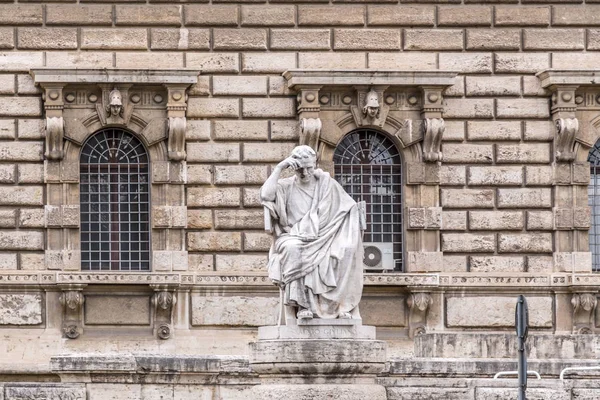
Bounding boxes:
260 145 364 322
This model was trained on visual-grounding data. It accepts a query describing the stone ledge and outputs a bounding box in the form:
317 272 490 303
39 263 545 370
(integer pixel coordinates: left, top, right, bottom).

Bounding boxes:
537 69 600 88
31 69 200 85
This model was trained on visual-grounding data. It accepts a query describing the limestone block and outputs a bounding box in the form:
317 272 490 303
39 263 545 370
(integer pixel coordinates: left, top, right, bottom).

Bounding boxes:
116 5 181 25
0 231 42 250
17 164 42 183
522 75 546 96
554 252 592 272
0 75 14 95
467 120 520 141
497 188 551 208
19 253 44 270
250 385 387 400
527 255 553 273
187 209 212 229
243 188 262 208
18 118 44 139
442 144 493 163
186 165 212 184
368 5 434 26
335 29 401 50
467 29 521 51
300 5 365 26
244 232 272 251
81 28 147 50
269 76 291 95
214 28 267 50
89 384 141 400
407 251 443 272
444 98 494 118
466 76 520 96
387 387 473 400
361 297 406 326
300 51 366 69
0 164 15 182
441 233 495 253
121 53 183 68
470 256 525 272
494 53 550 73
441 189 495 208
0 120 15 139
369 52 436 70
242 53 297 73
188 232 242 251
191 295 278 326
498 233 552 253
45 51 113 68
469 211 523 230
85 295 151 325
442 211 467 230
574 207 591 229
438 5 491 26
187 143 240 162
188 253 213 271
271 29 331 50
150 28 210 50
439 53 493 73
0 5 43 25
439 165 466 185
187 98 239 118
0 52 44 72
495 5 550 26
215 254 267 273
554 207 573 229
524 28 584 50
408 207 441 229
475 387 569 400
214 209 264 230
184 5 238 26
46 5 112 25
0 28 14 49
443 255 467 272
243 5 296 26
187 53 240 73
0 293 42 325
0 253 17 269
0 98 41 117
525 166 553 185
213 76 268 96
526 211 554 230
573 162 591 184
468 166 522 185
5 384 86 400
0 186 42 206
188 76 211 96
214 120 268 141
18 27 77 49
0 209 17 228
243 142 297 162
405 29 462 50
496 98 550 119
446 296 553 328
242 98 295 118
573 389 600 399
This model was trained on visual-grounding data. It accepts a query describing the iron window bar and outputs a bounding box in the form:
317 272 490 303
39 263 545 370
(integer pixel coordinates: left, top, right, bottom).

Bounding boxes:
588 143 600 271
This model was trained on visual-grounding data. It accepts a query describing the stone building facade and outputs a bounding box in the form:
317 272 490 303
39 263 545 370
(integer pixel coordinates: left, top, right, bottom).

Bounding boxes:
1 1 600 399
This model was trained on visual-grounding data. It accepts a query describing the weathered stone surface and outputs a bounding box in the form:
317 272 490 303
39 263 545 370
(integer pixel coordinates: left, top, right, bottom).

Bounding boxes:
498 233 553 253
470 256 525 272
188 188 240 207
0 186 42 205
188 232 242 251
250 385 387 400
441 233 495 253
497 188 552 208
475 387 569 400
0 231 42 250
191 295 278 326
85 295 151 325
441 189 494 209
0 293 42 325
468 166 523 186
447 296 553 328
5 384 86 400
469 211 523 230
387 387 472 400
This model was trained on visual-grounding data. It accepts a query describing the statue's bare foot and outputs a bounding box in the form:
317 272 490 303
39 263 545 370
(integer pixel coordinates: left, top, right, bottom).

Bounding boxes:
297 309 313 319
339 312 352 319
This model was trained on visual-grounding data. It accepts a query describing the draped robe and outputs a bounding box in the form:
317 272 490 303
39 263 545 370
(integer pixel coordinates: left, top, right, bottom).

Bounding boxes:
262 169 364 319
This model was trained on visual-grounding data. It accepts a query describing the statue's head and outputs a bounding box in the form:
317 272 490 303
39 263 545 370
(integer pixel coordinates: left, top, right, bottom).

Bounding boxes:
363 90 380 119
108 88 123 116
291 145 316 183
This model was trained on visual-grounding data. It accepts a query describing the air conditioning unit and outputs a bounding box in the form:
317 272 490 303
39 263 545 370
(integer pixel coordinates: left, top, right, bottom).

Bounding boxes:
363 242 394 272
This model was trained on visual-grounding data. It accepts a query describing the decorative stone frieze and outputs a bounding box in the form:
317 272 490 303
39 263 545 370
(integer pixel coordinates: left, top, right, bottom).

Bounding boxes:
571 292 598 334
58 285 85 339
407 292 432 338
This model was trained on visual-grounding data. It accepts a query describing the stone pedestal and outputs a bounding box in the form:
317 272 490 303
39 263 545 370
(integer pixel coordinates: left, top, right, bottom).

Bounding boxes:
249 320 387 399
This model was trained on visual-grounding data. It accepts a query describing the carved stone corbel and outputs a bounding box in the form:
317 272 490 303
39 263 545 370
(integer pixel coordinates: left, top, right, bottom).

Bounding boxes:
571 292 598 334
555 118 579 162
407 292 432 338
59 285 86 339
40 84 66 161
422 118 445 162
164 84 189 161
300 118 322 152
151 286 177 340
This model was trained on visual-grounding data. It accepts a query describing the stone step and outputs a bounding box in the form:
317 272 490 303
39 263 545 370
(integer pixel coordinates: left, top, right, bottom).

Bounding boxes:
415 333 599 359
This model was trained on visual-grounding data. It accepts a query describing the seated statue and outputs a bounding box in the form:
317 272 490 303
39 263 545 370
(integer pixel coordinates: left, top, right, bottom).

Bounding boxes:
260 145 364 321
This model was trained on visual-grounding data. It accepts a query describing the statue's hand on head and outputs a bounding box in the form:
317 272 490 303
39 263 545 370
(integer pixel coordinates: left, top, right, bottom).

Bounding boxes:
277 156 301 171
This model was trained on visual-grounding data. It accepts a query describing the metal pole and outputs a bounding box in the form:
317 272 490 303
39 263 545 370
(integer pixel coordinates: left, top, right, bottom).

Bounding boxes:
515 295 529 400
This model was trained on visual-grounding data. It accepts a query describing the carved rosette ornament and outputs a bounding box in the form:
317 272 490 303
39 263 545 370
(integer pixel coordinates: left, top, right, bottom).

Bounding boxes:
151 288 177 340
407 292 432 338
555 118 579 162
571 292 598 334
59 288 85 339
422 118 445 162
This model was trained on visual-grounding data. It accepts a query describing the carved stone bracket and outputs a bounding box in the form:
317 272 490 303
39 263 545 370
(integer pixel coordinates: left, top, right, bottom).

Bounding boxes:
571 292 598 334
300 118 322 151
555 118 579 162
151 285 177 340
422 118 445 162
407 292 432 338
41 84 66 160
58 285 86 339
165 84 190 161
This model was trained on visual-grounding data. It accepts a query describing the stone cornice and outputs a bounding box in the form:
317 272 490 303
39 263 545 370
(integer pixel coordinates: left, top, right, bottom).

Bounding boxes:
30 69 200 85
283 69 458 89
537 69 600 88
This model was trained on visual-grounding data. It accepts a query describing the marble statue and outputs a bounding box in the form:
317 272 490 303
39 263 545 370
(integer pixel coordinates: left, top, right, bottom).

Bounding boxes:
260 145 364 321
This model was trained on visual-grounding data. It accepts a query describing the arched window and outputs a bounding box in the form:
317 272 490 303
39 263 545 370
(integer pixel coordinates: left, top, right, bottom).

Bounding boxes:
333 129 403 271
589 140 600 271
80 128 150 271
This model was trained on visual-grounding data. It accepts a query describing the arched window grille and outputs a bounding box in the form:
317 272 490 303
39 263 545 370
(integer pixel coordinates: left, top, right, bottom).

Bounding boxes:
80 129 150 271
333 129 403 271
589 141 600 271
